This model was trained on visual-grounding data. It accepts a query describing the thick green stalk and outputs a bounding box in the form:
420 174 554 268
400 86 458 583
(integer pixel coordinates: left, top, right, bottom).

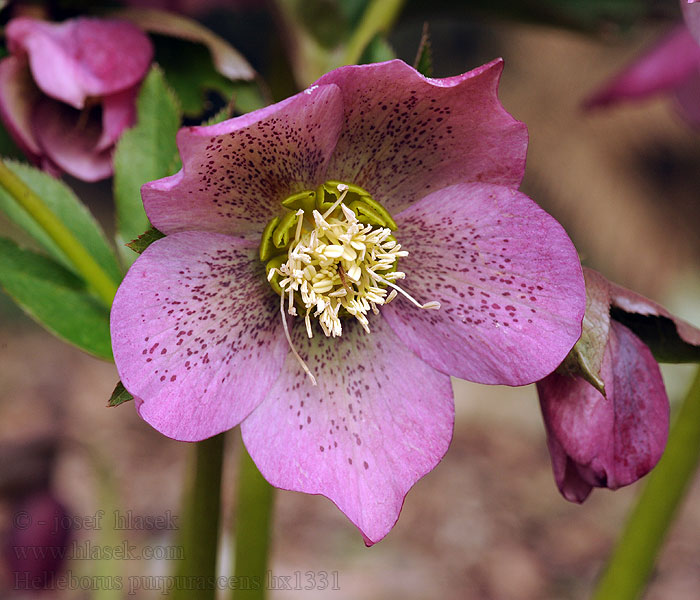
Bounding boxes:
173 434 226 600
0 159 118 306
233 442 275 600
341 0 407 67
593 366 700 600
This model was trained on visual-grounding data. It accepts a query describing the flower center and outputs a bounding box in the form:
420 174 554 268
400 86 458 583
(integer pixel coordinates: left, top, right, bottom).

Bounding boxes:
260 181 439 384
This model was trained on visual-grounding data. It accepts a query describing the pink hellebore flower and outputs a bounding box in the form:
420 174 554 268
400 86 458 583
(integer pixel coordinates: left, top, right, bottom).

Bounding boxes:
0 17 153 181
586 2 700 126
111 59 586 544
538 267 700 503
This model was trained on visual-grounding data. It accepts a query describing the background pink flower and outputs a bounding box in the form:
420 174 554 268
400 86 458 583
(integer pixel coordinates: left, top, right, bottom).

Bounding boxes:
585 7 700 126
111 59 586 544
0 17 153 181
537 267 700 502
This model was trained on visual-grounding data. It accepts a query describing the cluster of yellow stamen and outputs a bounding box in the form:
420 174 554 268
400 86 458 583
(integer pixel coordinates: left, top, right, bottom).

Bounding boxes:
263 183 439 384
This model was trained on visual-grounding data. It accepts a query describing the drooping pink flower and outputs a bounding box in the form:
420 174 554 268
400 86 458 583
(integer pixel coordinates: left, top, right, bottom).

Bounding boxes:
0 17 153 181
537 267 700 503
110 59 586 544
4 492 71 591
585 5 700 126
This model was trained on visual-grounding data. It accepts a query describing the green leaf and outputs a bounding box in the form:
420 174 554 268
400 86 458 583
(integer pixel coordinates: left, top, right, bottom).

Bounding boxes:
0 123 22 159
228 81 266 116
554 268 610 395
296 0 348 49
0 160 122 283
108 381 133 407
0 237 112 359
413 22 433 77
155 37 238 117
126 227 165 255
113 65 181 266
203 105 234 127
339 0 372 29
359 34 396 64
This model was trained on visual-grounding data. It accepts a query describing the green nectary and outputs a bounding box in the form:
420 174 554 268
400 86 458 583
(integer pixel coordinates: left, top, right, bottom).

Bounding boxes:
259 180 398 297
259 181 396 263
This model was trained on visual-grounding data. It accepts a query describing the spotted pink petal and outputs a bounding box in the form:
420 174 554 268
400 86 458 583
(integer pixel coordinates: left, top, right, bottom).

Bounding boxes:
314 59 528 215
142 84 343 239
537 321 669 502
6 17 153 109
111 232 288 441
0 56 42 161
585 26 700 109
31 97 113 182
383 183 585 385
241 316 454 545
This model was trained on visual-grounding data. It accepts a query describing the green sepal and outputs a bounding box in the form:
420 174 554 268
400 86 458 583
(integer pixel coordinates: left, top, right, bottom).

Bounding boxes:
126 227 166 255
272 210 300 249
555 344 607 396
259 217 280 262
108 381 134 407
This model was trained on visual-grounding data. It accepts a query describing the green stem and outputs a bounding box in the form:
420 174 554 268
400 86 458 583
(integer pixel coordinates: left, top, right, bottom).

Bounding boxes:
340 0 407 67
173 434 226 600
0 159 118 307
593 366 700 600
233 440 275 600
